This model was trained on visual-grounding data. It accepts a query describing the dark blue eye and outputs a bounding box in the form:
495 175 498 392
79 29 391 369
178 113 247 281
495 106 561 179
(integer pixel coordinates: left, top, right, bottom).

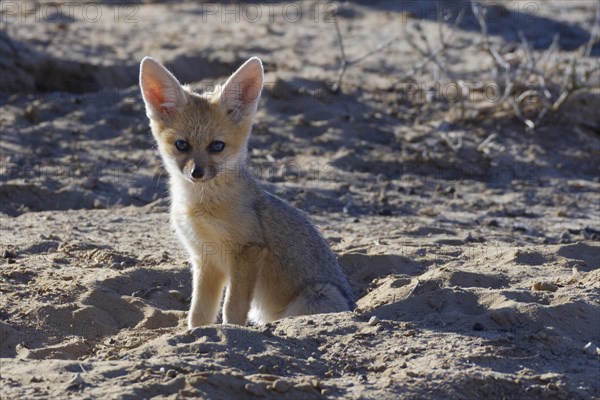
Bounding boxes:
208 141 225 153
175 140 189 152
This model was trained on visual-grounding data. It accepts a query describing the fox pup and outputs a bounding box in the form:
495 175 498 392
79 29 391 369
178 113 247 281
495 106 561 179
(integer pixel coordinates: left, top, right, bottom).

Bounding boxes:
139 56 355 328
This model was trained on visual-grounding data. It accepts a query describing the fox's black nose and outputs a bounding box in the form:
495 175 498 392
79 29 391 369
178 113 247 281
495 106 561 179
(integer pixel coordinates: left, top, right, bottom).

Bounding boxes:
191 166 204 179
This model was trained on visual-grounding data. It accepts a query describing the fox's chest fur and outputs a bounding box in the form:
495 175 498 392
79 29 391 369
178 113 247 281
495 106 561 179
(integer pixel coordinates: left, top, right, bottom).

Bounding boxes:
170 178 265 269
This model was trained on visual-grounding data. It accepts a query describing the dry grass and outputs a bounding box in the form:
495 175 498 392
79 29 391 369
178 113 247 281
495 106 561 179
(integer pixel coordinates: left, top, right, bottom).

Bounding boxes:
332 1 600 132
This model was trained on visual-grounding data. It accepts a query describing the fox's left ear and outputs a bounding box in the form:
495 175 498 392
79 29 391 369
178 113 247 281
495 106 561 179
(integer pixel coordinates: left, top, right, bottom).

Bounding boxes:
220 57 264 123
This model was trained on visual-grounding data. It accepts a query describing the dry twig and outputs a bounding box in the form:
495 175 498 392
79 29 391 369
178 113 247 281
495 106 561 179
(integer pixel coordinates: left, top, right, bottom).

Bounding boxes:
403 8 465 80
330 1 599 131
471 0 600 131
331 18 401 93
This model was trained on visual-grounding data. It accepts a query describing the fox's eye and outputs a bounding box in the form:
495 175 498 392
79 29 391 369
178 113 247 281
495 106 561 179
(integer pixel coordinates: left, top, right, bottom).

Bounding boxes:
175 140 190 152
208 141 225 153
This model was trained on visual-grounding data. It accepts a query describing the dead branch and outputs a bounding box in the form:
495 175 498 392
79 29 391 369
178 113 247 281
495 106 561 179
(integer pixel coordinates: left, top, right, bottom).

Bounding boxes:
330 0 598 131
331 18 401 93
403 8 465 80
583 3 600 57
471 0 599 132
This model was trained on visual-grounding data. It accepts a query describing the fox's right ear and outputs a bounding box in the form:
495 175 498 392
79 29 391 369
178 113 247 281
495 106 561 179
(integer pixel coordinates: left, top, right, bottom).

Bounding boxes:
139 57 187 121
219 57 264 123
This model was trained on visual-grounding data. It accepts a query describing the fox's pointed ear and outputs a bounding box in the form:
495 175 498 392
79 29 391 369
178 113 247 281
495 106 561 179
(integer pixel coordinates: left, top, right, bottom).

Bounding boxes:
220 57 263 123
139 57 187 121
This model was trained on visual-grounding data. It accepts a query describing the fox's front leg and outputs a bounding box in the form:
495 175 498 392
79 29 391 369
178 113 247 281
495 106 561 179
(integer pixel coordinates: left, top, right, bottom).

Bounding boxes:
188 260 226 329
222 260 258 325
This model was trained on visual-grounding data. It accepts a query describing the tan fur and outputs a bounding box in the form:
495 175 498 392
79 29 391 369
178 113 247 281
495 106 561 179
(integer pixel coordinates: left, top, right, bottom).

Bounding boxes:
139 56 354 328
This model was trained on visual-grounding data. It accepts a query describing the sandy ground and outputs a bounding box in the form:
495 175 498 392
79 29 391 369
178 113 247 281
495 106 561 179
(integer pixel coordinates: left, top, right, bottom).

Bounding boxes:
1 1 599 399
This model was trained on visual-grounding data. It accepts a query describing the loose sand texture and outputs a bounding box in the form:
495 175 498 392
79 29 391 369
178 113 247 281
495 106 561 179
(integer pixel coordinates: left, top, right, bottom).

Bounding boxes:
1 1 599 399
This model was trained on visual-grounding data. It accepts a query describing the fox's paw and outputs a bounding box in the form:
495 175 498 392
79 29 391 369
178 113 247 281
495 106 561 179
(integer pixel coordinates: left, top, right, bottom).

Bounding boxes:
187 312 216 329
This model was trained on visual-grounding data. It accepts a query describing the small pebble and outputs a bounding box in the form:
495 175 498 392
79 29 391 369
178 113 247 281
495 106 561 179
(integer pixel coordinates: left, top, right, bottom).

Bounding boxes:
245 382 266 397
583 342 598 355
272 379 291 393
368 316 379 326
531 282 558 292
168 290 185 302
